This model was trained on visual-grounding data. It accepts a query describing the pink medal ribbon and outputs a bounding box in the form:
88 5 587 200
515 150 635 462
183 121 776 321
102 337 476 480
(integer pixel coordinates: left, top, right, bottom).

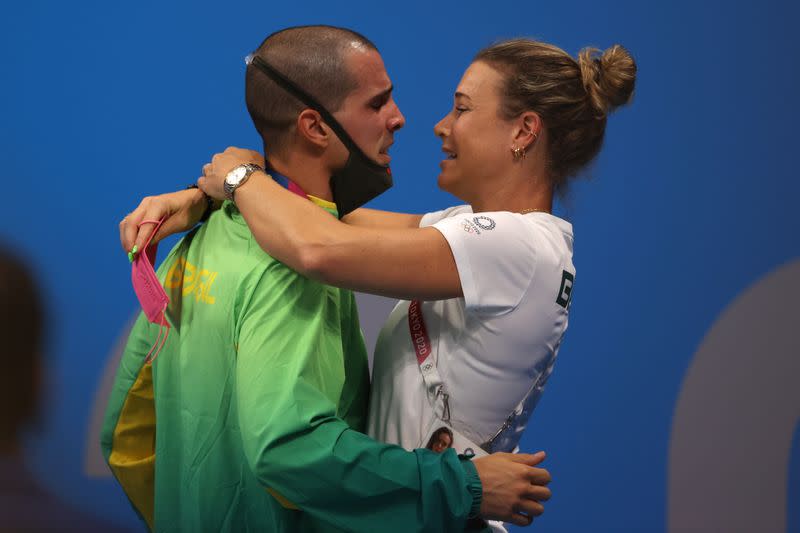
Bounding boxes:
408 299 433 367
408 299 444 395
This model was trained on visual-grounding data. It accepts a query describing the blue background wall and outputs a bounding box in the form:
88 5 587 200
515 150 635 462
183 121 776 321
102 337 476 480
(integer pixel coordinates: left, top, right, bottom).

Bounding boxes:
2 1 798 531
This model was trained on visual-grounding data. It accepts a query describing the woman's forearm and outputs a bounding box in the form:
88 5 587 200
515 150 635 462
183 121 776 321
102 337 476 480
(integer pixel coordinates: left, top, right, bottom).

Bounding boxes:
231 172 463 300
233 172 347 275
342 208 423 229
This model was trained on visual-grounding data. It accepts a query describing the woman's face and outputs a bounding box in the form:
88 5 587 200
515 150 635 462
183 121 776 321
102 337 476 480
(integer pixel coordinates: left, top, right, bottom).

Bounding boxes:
431 432 452 453
434 61 515 201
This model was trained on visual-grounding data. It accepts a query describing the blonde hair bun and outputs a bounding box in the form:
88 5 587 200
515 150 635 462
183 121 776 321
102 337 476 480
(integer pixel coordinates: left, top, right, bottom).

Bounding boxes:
578 45 636 116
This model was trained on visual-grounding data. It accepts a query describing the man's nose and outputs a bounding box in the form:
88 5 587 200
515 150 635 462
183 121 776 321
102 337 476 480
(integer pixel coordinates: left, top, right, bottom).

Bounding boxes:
388 103 405 132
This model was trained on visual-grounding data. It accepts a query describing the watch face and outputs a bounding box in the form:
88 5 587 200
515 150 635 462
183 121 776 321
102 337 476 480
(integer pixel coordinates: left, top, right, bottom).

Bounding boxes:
228 165 247 185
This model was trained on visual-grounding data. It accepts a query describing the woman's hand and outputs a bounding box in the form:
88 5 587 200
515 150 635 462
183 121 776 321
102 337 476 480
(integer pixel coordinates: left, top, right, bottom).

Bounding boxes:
198 147 266 201
119 188 208 257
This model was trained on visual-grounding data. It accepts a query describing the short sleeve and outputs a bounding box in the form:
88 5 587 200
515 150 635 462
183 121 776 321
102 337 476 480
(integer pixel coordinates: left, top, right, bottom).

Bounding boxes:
432 211 537 315
419 205 472 228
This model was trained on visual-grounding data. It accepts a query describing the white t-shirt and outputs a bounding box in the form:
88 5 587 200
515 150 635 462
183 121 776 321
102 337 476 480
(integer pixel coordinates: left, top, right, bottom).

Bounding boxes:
366 206 575 453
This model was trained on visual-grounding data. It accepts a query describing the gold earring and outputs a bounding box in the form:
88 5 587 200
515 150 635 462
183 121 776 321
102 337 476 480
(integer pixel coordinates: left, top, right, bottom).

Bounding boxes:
511 146 526 161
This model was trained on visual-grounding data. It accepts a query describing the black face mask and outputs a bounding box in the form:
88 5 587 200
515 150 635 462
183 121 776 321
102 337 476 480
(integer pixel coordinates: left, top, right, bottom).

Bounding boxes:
248 55 393 218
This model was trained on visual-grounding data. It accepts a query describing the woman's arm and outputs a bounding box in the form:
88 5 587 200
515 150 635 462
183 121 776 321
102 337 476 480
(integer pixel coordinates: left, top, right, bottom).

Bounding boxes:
118 151 421 257
198 150 461 301
208 146 423 230
233 174 461 300
342 208 423 229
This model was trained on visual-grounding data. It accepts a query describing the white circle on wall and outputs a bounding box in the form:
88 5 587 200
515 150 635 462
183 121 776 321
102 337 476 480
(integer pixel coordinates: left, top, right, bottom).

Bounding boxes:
668 259 800 532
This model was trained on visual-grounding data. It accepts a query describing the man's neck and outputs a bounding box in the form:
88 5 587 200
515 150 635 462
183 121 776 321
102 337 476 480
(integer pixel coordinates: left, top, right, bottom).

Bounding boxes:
265 153 334 203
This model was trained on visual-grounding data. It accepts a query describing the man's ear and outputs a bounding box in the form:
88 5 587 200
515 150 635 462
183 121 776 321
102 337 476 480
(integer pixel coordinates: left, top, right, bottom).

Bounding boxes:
296 109 330 149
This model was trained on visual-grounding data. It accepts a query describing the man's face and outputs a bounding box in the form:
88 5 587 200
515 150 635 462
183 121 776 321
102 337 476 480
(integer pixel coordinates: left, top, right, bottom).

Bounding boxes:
331 47 405 165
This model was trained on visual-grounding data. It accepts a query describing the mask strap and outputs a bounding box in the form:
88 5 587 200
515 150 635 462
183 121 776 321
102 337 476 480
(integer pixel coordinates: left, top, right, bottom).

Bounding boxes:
248 55 386 171
144 303 169 365
138 218 165 247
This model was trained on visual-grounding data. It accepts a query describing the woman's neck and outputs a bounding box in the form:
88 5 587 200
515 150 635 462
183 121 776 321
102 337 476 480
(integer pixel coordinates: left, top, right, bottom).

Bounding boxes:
469 171 553 214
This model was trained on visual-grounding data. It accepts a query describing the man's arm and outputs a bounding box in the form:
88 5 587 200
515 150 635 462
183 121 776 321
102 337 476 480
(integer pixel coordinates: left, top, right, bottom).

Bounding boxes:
119 188 211 253
235 262 548 531
236 262 473 531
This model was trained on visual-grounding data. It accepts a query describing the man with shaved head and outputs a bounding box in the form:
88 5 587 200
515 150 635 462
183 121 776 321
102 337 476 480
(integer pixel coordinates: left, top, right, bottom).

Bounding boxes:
106 26 546 532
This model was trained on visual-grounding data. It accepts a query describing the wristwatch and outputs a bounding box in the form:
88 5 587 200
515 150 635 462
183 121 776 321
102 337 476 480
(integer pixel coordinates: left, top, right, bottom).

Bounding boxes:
223 163 263 202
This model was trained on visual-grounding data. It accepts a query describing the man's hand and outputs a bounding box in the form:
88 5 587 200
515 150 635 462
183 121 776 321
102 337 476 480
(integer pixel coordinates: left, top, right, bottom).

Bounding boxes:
472 451 552 527
198 147 265 201
119 189 207 256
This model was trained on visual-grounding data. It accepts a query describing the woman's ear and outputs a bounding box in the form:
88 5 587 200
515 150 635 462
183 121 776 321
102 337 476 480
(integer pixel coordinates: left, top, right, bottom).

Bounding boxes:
513 111 543 150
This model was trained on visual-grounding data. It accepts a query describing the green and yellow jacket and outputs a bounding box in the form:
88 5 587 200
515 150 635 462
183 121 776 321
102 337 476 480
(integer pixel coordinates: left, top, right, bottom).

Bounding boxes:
101 198 481 532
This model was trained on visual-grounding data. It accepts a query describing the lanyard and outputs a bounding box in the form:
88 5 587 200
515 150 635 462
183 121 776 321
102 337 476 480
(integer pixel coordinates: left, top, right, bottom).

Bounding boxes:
270 169 307 198
408 300 448 420
407 298 548 453
270 168 340 214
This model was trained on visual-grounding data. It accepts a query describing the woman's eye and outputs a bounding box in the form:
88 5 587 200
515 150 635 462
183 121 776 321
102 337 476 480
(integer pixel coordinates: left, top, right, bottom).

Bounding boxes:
455 107 468 115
